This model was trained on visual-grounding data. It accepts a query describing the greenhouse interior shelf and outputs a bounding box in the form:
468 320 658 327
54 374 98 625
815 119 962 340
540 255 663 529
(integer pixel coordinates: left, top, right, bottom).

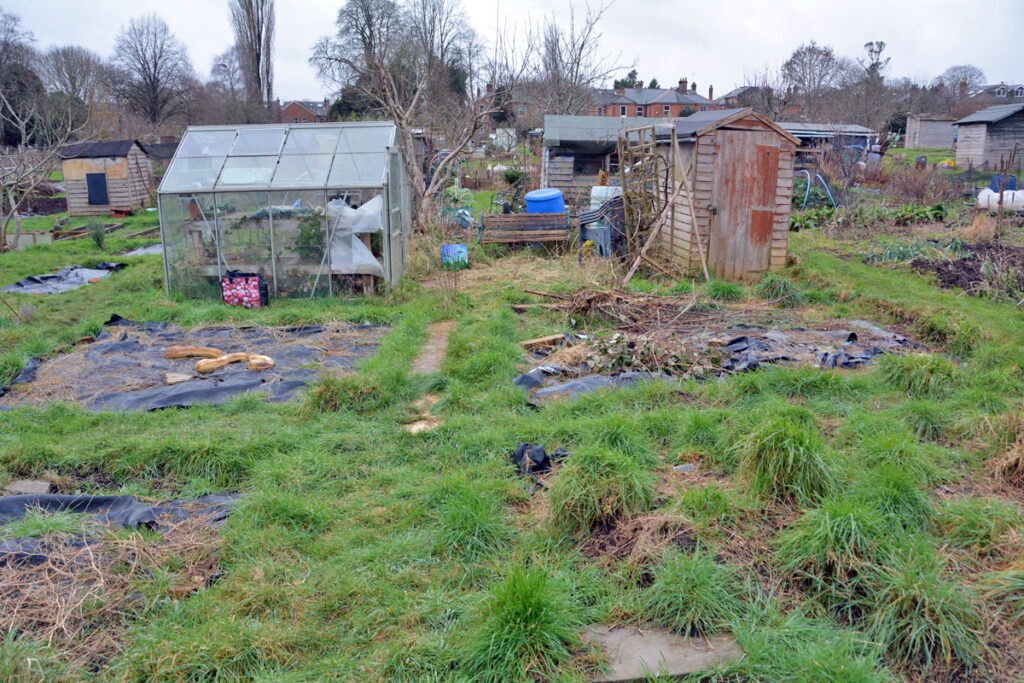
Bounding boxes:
157 122 410 298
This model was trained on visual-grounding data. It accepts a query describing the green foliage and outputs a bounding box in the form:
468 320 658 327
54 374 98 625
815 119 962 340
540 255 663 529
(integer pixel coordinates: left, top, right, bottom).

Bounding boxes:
860 542 986 673
300 372 393 416
641 548 744 636
676 483 739 529
789 206 835 231
86 218 107 250
755 273 806 308
857 465 932 531
501 169 525 187
898 399 949 441
706 279 745 301
0 508 85 539
0 631 71 681
436 482 512 557
292 215 324 259
734 414 835 504
462 566 582 682
911 312 979 357
934 498 1021 552
547 446 655 536
979 570 1024 626
777 498 888 613
876 353 963 397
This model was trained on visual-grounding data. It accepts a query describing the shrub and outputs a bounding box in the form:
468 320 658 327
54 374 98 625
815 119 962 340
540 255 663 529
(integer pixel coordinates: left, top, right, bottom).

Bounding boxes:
547 447 655 536
734 415 835 504
755 273 806 308
641 548 744 636
860 542 986 673
462 566 581 682
934 498 1021 553
777 498 888 616
501 169 525 187
86 218 106 250
706 279 745 301
437 484 511 557
876 353 964 397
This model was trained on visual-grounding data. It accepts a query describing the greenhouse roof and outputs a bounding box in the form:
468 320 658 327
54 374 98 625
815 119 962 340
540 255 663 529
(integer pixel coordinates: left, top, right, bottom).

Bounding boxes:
158 122 398 194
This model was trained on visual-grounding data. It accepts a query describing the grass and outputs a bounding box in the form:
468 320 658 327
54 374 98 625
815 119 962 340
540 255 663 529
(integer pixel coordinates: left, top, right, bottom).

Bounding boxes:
4 206 1024 679
641 548 744 636
0 508 87 539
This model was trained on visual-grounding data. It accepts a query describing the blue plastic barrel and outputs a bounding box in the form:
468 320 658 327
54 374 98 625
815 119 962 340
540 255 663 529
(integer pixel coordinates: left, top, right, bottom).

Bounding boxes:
525 188 565 214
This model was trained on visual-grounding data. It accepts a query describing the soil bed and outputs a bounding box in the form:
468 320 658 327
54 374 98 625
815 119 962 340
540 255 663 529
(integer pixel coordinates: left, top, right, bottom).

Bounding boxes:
911 242 1024 296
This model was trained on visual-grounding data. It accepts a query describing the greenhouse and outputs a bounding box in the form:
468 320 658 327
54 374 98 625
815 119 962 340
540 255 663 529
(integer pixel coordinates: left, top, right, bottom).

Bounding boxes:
157 122 409 298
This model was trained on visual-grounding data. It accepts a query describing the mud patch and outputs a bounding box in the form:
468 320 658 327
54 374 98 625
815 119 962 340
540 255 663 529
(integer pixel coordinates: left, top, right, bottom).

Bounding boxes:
403 394 442 433
912 243 1024 297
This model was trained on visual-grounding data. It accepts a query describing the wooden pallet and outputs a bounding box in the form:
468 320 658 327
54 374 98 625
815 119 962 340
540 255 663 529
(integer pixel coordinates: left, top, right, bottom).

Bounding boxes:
478 212 569 243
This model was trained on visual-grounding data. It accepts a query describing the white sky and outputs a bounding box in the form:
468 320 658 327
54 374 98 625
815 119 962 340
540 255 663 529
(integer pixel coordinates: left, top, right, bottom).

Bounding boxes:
7 0 1023 101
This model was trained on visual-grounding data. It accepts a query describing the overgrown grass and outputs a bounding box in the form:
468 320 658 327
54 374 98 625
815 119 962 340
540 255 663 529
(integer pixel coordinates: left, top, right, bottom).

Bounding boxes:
755 272 806 308
733 413 835 504
876 353 964 397
0 508 86 539
641 548 744 636
933 498 1021 553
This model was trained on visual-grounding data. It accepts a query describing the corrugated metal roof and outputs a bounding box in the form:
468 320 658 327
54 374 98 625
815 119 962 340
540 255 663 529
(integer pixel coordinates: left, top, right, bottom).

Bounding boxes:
542 116 673 147
674 108 750 137
779 122 875 138
59 139 140 159
955 103 1024 125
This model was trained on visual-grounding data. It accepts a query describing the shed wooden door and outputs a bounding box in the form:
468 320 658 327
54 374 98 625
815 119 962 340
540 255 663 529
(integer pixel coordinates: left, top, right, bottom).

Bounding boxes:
707 129 780 280
86 173 109 206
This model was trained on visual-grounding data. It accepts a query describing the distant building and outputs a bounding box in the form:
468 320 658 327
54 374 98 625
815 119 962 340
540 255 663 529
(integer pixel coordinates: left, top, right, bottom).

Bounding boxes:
955 103 1024 168
972 82 1024 102
280 99 330 124
58 140 154 217
905 114 955 149
589 79 722 118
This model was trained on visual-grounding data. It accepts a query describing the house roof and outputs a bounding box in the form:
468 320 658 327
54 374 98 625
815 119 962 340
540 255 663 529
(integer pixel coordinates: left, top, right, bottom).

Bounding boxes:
59 139 140 159
956 103 1024 125
284 100 329 117
779 121 875 138
592 87 713 108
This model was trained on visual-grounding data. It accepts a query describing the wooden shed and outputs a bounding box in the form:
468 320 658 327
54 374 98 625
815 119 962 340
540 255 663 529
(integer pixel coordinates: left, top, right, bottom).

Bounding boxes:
955 104 1024 169
59 140 154 217
656 108 799 280
906 114 955 149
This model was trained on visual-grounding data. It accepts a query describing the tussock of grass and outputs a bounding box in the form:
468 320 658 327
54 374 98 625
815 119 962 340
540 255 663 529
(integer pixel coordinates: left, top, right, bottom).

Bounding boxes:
860 542 987 673
777 498 888 614
934 497 1021 553
979 569 1024 626
911 312 979 358
436 483 512 557
898 399 949 441
755 272 805 308
0 509 86 539
300 372 392 416
0 631 70 681
734 415 835 504
641 548 744 636
547 447 655 536
877 353 964 397
461 566 582 682
857 465 932 530
675 483 740 530
760 366 852 398
706 279 745 301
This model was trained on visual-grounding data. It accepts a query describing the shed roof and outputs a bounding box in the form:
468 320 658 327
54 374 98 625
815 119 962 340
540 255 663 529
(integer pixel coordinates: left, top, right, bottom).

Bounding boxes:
955 103 1024 125
59 139 140 159
158 122 397 194
674 108 800 144
542 115 671 148
779 121 875 138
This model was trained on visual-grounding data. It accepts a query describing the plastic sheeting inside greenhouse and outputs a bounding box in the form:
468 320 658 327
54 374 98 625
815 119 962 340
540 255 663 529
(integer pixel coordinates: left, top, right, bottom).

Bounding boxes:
157 122 410 298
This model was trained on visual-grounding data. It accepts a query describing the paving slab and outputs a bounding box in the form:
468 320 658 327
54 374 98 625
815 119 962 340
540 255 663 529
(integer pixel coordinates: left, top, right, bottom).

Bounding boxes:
3 479 53 495
583 624 743 682
411 321 454 374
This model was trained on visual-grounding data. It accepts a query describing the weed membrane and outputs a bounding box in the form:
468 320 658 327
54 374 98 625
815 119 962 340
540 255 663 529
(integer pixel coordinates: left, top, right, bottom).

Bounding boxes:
1 262 125 294
0 314 386 411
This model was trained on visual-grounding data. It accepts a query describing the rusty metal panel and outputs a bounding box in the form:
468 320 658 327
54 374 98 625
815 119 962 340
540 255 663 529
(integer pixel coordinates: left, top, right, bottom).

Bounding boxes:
754 146 779 207
750 210 773 245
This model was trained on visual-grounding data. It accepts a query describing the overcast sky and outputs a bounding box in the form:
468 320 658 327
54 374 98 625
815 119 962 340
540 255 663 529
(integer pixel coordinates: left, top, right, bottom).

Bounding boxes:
7 0 1023 101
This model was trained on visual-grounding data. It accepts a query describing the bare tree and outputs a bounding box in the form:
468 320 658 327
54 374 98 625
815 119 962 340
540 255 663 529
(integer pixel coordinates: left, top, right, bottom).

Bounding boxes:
0 90 84 251
780 41 841 119
111 14 195 126
531 1 621 115
229 0 274 107
312 0 528 229
41 45 104 105
0 8 35 67
738 65 794 120
932 64 986 91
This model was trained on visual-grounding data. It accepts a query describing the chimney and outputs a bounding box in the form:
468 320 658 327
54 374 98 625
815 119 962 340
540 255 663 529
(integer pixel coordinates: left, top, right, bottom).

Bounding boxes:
958 78 967 99
615 86 625 95
323 98 329 109
708 84 714 101
691 82 697 93
678 78 688 93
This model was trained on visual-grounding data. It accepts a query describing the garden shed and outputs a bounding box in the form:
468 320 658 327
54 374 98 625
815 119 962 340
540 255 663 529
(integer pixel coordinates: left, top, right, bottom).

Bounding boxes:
955 103 1024 168
654 108 798 280
59 139 154 217
157 122 409 298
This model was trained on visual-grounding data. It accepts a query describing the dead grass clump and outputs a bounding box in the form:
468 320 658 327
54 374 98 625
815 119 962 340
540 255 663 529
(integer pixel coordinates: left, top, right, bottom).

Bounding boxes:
0 515 223 668
581 513 695 567
542 342 593 368
992 440 1024 489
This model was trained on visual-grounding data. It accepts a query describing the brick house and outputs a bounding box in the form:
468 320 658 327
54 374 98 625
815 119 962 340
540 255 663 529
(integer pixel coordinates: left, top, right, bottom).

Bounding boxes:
589 79 722 118
279 99 330 124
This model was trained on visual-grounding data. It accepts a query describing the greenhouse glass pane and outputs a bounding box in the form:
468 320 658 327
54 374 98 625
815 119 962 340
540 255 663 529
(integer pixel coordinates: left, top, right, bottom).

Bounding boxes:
217 156 278 187
282 128 341 155
335 126 394 154
271 154 332 187
216 191 275 293
177 130 236 157
165 193 222 298
230 128 287 156
270 190 331 297
162 156 226 192
328 153 387 185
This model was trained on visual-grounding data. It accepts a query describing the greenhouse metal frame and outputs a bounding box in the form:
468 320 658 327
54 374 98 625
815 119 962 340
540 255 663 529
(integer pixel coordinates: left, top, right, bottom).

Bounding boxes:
157 122 410 298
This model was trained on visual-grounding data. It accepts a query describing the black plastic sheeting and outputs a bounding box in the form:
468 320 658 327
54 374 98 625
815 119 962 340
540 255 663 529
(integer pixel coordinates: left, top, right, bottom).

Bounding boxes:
1 263 125 295
0 315 386 412
0 493 239 567
512 365 675 401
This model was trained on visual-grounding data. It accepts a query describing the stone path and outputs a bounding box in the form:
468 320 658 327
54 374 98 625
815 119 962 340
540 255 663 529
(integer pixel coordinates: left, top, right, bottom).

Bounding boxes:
411 321 454 374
